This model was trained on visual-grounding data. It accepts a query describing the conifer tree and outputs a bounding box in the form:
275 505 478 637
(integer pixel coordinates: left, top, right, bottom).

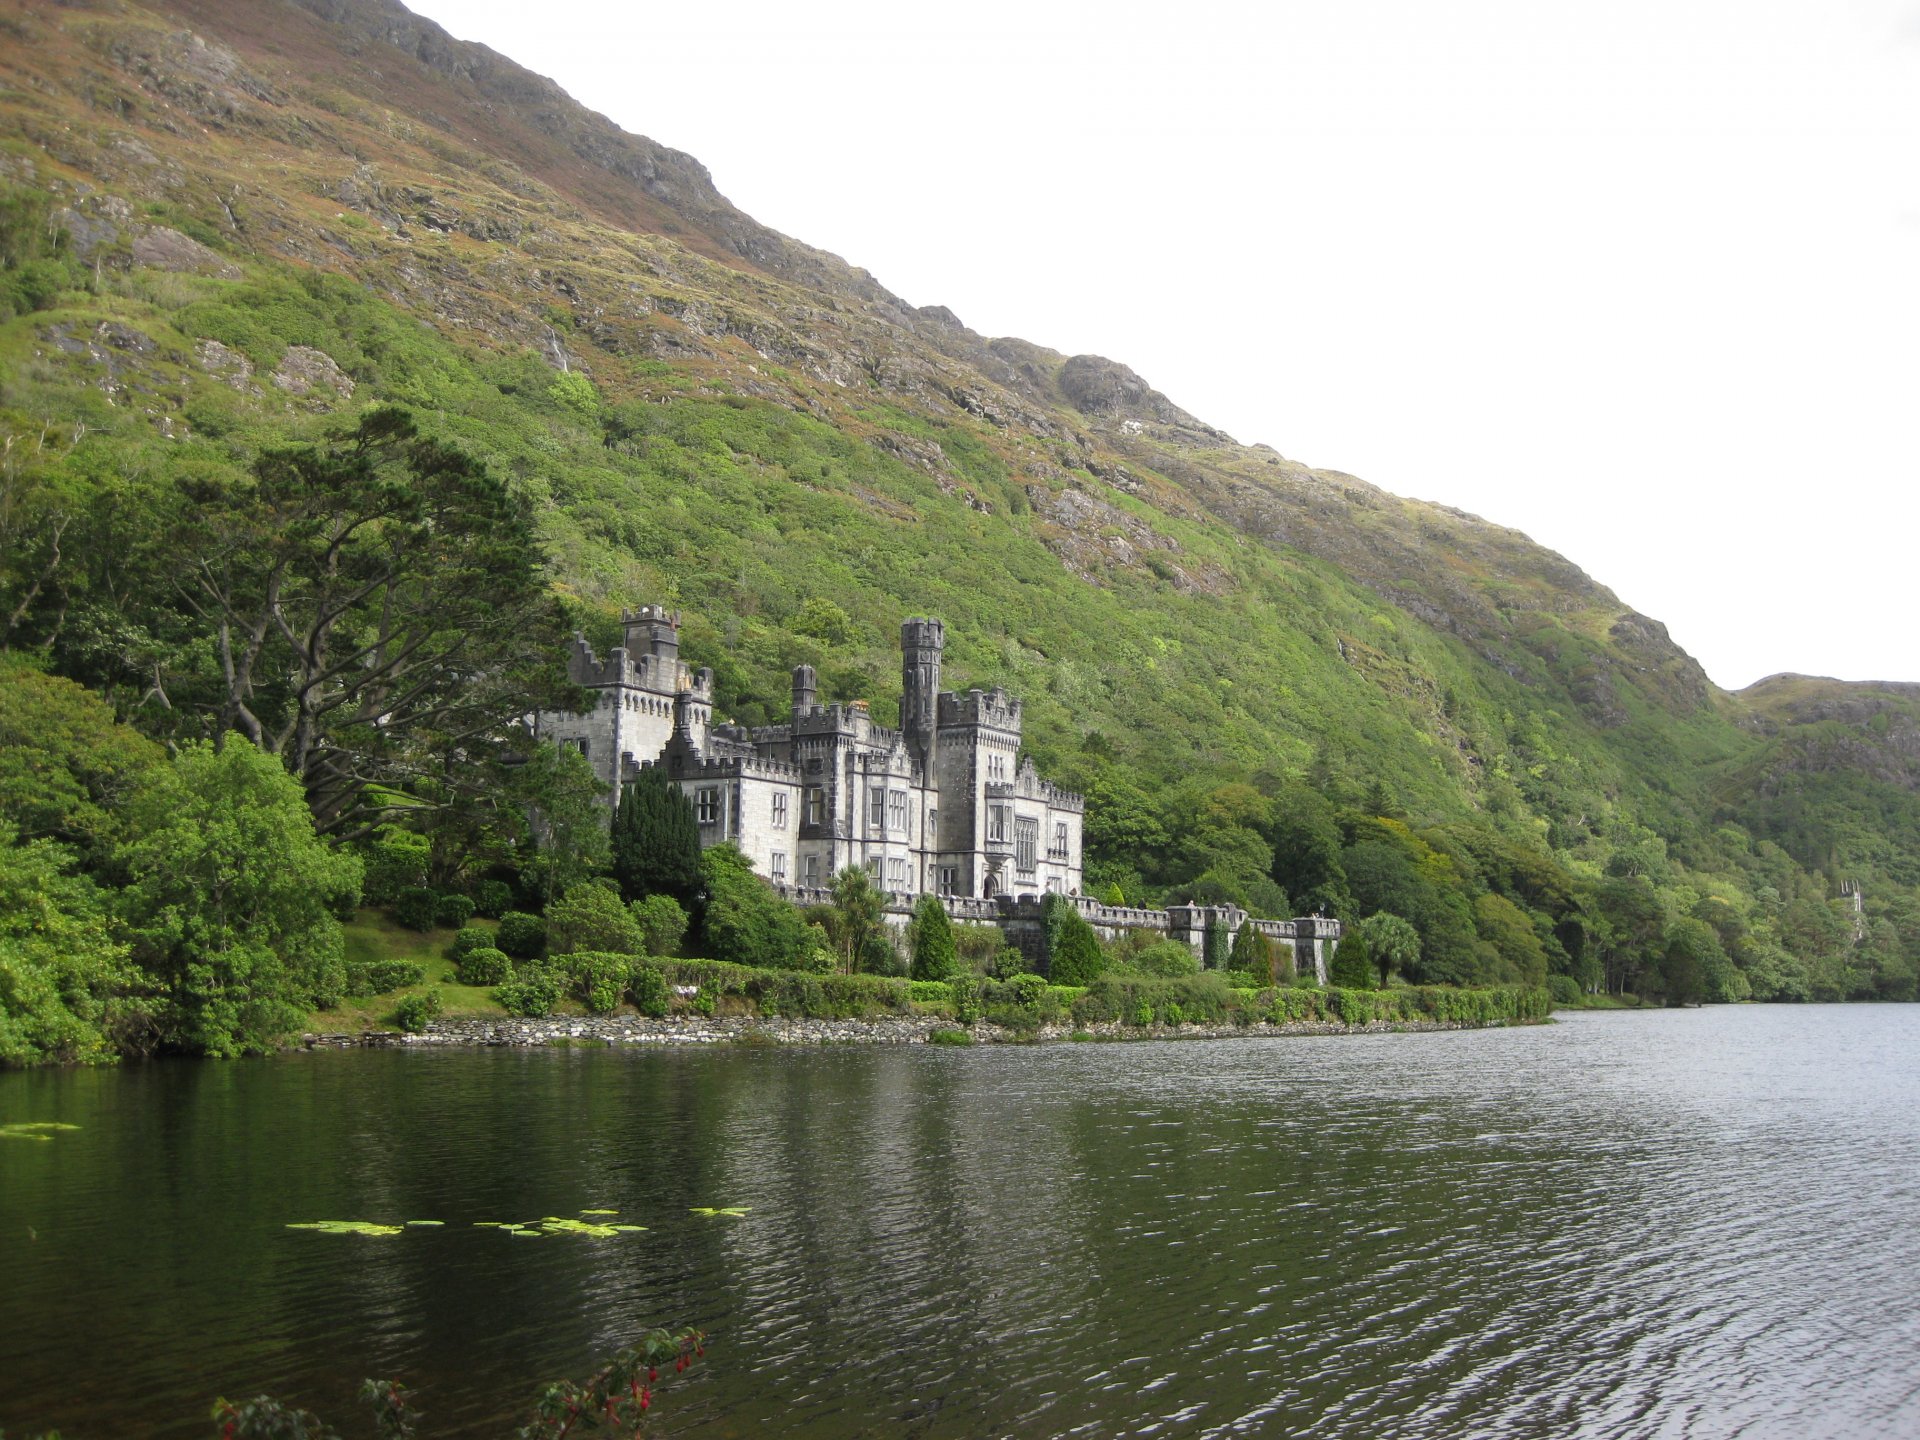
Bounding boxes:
1045 894 1107 986
910 894 957 981
1330 930 1375 990
1229 920 1271 983
610 767 702 906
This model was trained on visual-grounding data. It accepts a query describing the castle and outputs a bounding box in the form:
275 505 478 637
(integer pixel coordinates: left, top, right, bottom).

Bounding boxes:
534 607 1085 902
532 606 1339 979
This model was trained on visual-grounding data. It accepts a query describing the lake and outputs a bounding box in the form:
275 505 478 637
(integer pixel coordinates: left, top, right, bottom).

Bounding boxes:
3 1006 1917 1437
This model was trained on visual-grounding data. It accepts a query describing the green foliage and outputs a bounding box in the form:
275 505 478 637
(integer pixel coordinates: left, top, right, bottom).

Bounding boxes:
545 884 644 956
361 960 426 995
1117 938 1200 977
122 739 362 1057
1044 893 1106 985
449 926 494 960
360 832 431 906
631 893 689 956
0 821 137 1066
455 947 510 986
609 767 702 907
433 894 476 929
1329 931 1374 990
1547 973 1584 1006
495 912 547 960
392 887 439 933
628 964 671 1017
928 1028 973 1046
493 969 562 1017
513 743 610 905
1228 921 1272 984
828 866 893 974
701 843 814 968
1357 911 1422 987
470 879 514 919
908 894 957 981
392 991 441 1032
1202 920 1231 971
562 952 630 1013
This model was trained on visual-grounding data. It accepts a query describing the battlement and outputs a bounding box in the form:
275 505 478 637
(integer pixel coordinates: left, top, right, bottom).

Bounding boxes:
937 686 1022 731
647 752 803 784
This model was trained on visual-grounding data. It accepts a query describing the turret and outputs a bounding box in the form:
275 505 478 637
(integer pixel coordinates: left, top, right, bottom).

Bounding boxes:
792 664 818 716
622 604 681 663
901 617 944 770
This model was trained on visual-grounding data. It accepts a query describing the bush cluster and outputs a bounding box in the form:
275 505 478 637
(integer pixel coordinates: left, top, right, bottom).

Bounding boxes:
455 947 509 987
393 991 442 1032
361 960 426 995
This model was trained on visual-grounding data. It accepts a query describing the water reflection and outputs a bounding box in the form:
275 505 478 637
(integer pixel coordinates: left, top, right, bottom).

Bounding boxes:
3 1008 1918 1437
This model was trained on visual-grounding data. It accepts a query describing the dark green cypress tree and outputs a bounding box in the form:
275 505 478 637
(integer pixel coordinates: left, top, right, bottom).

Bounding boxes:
1229 921 1271 984
910 894 957 981
610 767 702 906
1330 930 1374 990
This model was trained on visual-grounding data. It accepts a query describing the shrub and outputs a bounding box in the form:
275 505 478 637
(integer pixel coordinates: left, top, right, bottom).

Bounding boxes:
1045 896 1106 986
1547 974 1584 1007
471 878 514 919
361 831 430 905
632 893 690 957
1123 939 1199 978
495 911 547 960
456 947 510 986
629 964 671 1018
954 923 1009 975
449 925 493 960
393 886 440 933
1229 922 1271 984
494 970 561 1017
1005 972 1047 1008
1202 922 1231 972
393 991 441 1032
928 1028 973 1046
909 979 954 1007
363 960 425 994
947 977 983 1024
566 952 630 1013
434 894 476 929
546 884 644 955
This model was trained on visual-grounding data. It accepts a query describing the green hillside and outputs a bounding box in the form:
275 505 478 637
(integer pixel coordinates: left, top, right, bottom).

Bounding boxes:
1 0 1915 1065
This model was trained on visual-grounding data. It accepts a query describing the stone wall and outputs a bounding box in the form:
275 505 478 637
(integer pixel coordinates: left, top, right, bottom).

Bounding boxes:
299 1011 1537 1051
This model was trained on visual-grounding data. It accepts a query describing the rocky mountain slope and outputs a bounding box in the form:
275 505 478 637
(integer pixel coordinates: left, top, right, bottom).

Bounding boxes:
1 0 1912 948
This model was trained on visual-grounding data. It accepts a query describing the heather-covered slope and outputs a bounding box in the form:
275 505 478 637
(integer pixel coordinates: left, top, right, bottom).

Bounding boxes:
2 0 1915 1010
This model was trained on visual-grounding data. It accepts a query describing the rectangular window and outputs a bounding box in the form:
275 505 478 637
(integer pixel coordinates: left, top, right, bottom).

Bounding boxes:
927 808 937 845
696 788 721 826
888 790 908 831
940 866 958 893
1046 876 1062 894
771 851 788 882
988 805 1009 843
572 738 590 759
1016 816 1038 874
869 790 886 832
865 855 882 880
886 858 907 890
806 787 824 826
1052 820 1069 857
804 854 819 887
772 792 789 828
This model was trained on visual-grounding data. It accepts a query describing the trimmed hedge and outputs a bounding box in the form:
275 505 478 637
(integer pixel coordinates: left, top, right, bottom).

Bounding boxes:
495 912 546 960
434 894 476 930
362 960 426 995
449 926 494 960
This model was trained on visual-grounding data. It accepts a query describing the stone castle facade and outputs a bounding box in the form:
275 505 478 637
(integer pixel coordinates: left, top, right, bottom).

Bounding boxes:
534 606 1085 902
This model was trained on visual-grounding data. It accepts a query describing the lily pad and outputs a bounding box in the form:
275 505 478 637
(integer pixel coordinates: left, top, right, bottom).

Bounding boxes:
404 1220 445 1227
286 1221 405 1237
580 1208 619 1216
690 1206 752 1218
0 1122 81 1143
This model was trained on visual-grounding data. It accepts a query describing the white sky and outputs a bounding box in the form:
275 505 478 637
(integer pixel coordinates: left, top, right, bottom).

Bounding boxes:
412 0 1920 689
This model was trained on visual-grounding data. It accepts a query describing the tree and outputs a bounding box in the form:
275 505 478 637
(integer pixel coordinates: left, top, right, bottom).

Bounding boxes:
152 407 583 837
829 866 892 974
610 766 703 907
632 894 690 957
1044 893 1106 985
544 883 644 956
1357 912 1420 988
700 843 811 969
512 742 609 906
122 739 363 1057
1228 921 1272 985
909 894 957 981
0 822 139 1066
1329 930 1374 990
1472 892 1549 987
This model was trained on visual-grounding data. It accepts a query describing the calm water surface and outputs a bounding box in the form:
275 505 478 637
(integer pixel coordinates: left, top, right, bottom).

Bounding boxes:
3 1007 1917 1438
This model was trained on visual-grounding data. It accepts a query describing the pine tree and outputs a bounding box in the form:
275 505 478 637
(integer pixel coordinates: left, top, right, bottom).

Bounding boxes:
910 894 957 981
610 767 702 906
1330 930 1374 990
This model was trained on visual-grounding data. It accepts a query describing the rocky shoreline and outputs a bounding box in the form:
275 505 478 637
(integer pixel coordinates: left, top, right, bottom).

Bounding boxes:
299 1012 1545 1050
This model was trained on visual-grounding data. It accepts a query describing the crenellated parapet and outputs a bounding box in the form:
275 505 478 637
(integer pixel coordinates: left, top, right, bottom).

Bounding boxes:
937 686 1022 732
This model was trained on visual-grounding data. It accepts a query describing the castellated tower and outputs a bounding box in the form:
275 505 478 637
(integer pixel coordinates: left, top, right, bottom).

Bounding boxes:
901 618 944 771
791 663 818 716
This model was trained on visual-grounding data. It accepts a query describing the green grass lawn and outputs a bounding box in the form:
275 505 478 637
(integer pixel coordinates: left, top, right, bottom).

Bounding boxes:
309 910 511 1032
